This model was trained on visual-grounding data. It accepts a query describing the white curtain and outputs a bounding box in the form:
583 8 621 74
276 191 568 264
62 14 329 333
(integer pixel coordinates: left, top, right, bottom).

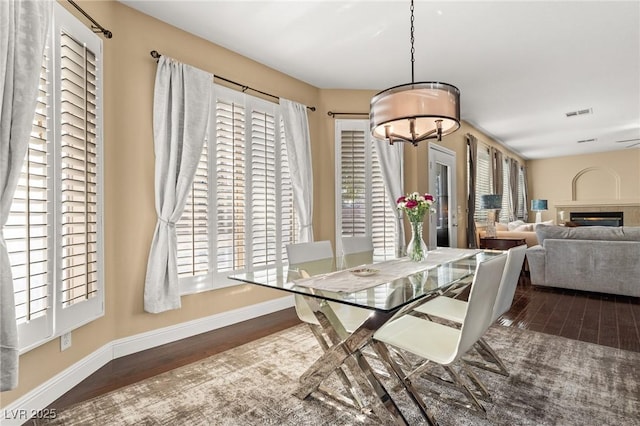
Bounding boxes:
373 141 405 257
144 57 211 313
281 99 314 242
0 0 51 391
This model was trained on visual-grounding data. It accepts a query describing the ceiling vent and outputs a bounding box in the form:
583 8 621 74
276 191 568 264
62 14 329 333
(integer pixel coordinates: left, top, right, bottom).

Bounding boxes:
577 138 597 144
565 108 593 117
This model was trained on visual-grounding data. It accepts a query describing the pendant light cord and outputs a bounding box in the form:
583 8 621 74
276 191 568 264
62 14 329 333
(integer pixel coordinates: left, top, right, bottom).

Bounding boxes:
410 0 415 83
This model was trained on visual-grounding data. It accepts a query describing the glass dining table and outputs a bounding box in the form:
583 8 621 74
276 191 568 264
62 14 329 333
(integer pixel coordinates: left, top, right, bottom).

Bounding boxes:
229 247 506 425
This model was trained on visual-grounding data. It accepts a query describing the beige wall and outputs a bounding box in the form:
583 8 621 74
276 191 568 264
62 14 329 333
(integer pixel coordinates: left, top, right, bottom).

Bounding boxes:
526 149 640 223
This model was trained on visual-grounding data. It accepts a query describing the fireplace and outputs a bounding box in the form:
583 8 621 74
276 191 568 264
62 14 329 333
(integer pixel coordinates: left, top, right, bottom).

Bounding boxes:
569 211 624 227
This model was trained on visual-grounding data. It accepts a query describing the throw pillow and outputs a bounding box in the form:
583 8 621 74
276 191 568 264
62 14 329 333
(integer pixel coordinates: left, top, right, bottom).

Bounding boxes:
507 220 525 231
514 223 534 232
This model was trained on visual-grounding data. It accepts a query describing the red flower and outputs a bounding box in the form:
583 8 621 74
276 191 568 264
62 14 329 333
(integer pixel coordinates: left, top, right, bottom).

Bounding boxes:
424 194 434 202
396 196 406 204
405 199 418 209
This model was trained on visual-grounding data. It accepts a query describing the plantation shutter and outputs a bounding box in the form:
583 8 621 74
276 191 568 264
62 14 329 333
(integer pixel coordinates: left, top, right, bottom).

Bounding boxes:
249 106 278 268
335 120 396 260
214 91 246 273
340 129 367 236
473 144 493 223
370 138 395 257
7 47 53 349
517 166 526 219
499 162 511 223
176 137 209 278
6 2 104 351
55 11 104 332
279 118 297 262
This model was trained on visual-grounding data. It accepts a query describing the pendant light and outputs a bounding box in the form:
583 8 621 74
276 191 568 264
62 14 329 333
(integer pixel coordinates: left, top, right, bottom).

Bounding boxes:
370 0 461 146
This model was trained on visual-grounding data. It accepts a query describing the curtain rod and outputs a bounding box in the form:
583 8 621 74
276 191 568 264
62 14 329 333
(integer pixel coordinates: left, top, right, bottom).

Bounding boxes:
150 50 315 112
67 0 112 38
327 111 369 117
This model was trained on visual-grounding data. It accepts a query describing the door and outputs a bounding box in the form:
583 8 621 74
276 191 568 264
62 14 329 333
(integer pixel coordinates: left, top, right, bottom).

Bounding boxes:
428 143 457 248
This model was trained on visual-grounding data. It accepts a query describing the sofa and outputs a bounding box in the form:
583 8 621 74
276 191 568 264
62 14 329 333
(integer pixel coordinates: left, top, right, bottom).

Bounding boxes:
476 220 551 247
526 225 640 297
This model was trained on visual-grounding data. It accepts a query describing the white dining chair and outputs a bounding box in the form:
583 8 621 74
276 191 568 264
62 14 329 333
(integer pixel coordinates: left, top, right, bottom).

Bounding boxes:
371 254 507 420
413 244 527 376
286 241 371 333
286 240 372 408
340 235 374 268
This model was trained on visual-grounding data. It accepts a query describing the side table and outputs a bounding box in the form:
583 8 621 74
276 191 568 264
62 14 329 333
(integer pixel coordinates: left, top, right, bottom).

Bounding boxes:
479 237 526 250
479 237 528 280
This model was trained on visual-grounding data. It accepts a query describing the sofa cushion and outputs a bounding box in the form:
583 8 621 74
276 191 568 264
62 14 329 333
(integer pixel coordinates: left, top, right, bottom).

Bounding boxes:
514 223 535 232
507 220 525 231
533 220 554 230
536 224 640 245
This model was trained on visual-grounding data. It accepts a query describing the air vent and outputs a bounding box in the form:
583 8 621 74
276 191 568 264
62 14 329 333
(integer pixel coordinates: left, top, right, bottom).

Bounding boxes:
577 138 597 144
565 108 593 117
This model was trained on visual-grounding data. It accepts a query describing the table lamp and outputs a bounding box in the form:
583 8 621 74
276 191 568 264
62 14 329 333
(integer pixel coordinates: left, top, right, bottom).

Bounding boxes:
531 199 548 223
480 194 502 238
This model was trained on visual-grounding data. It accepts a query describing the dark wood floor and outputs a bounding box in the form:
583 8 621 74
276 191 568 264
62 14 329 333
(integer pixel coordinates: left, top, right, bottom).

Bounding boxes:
47 278 639 413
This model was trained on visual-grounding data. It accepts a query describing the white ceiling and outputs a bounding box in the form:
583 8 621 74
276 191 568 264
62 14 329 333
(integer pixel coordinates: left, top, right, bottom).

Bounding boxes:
119 0 640 160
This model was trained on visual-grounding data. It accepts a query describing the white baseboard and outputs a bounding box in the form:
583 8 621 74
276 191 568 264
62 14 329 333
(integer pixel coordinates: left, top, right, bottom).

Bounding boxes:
1 296 294 425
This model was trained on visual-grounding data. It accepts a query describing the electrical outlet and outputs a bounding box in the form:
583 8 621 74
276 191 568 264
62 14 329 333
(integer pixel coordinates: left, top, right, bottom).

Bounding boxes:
61 332 72 351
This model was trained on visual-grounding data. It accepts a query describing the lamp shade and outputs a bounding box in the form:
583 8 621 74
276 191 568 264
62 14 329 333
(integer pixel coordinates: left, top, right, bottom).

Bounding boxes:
531 199 548 211
370 82 460 144
480 194 502 210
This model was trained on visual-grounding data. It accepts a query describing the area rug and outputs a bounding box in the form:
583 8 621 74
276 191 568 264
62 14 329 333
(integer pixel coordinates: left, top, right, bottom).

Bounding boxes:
36 324 639 425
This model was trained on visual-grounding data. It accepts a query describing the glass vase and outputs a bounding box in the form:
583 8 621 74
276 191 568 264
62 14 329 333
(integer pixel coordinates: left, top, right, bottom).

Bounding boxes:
407 219 428 262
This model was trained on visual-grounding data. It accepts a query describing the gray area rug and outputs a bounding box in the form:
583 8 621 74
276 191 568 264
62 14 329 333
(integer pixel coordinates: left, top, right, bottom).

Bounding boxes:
37 324 639 425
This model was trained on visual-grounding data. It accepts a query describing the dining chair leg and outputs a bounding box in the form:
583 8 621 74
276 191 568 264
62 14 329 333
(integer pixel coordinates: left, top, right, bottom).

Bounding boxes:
465 337 510 377
442 366 486 413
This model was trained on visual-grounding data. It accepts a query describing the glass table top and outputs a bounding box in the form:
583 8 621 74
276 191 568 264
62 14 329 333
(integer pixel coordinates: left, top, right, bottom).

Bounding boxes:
229 249 506 313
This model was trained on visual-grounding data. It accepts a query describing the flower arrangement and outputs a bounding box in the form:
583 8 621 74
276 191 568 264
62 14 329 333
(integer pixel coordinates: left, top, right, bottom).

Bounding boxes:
396 192 436 261
396 192 436 222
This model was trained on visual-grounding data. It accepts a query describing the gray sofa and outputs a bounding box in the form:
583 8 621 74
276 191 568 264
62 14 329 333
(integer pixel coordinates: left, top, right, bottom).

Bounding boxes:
526 225 640 297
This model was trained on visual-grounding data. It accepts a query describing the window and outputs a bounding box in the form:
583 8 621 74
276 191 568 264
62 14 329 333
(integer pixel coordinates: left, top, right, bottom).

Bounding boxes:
470 142 527 225
335 120 396 260
176 86 298 294
6 3 104 352
473 144 493 223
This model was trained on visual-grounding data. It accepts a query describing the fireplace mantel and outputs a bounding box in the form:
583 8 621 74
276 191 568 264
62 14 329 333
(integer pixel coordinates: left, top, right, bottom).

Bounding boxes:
553 200 640 226
555 200 640 208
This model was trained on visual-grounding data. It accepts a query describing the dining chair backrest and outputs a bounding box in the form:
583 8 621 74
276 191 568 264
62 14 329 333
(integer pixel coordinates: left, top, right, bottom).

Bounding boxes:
341 236 374 268
491 245 527 321
286 241 335 325
454 255 507 361
286 240 335 276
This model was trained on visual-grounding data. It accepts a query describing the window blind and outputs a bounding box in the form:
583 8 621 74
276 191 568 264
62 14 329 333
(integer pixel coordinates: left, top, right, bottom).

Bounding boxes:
177 86 297 291
250 109 278 268
7 50 50 327
370 139 395 256
59 31 99 308
336 120 396 259
177 138 209 278
7 3 104 351
279 118 297 262
215 98 246 273
473 144 493 222
340 129 366 236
